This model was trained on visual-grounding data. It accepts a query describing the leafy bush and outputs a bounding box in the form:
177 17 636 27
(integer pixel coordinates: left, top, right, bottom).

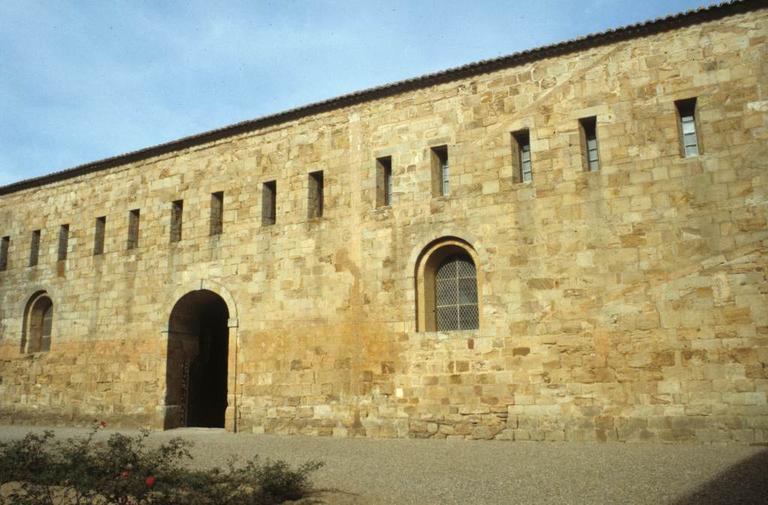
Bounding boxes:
0 423 323 505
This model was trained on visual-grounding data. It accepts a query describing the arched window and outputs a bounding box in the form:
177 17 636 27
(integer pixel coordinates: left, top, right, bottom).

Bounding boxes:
415 237 480 332
23 292 53 353
435 254 478 331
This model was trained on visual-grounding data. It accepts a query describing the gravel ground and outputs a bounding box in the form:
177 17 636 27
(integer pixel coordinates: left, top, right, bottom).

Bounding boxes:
1 426 766 505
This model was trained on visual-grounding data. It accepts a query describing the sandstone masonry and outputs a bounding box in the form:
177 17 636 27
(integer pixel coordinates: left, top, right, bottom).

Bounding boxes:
0 1 766 443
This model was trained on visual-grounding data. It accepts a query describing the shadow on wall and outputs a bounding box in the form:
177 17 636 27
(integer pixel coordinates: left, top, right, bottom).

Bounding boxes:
672 449 768 505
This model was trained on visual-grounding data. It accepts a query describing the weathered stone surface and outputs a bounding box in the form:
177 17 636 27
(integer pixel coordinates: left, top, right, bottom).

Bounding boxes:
0 5 766 443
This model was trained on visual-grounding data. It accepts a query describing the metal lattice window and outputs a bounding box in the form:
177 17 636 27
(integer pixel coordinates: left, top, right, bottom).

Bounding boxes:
435 255 478 331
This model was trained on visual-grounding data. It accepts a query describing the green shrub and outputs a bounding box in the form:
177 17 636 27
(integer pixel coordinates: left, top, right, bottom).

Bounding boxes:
0 423 323 505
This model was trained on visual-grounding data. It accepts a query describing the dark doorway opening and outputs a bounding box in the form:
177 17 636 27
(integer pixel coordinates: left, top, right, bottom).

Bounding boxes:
165 290 229 429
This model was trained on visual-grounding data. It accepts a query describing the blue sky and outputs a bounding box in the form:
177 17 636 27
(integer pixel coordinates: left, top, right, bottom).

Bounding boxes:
0 0 719 186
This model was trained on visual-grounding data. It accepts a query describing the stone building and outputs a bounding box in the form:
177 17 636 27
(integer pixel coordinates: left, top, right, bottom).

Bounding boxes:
0 0 766 443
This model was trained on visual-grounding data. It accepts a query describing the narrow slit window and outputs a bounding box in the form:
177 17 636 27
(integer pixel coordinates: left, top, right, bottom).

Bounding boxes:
29 230 40 266
676 98 700 157
512 130 532 183
127 209 140 250
376 156 393 207
431 146 449 196
262 181 277 226
308 171 324 219
94 216 106 255
210 192 224 236
579 116 599 172
170 200 183 243
57 224 69 261
0 236 9 271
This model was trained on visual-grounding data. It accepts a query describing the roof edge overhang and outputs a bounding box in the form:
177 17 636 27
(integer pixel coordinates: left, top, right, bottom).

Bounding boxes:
0 0 763 196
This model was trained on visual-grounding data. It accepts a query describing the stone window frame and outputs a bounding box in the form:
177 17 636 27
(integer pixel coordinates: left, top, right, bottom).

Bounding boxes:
430 145 449 197
170 200 183 243
28 230 41 267
375 156 393 208
22 291 53 354
262 180 277 226
57 224 69 261
210 192 224 236
511 129 532 184
307 170 324 219
675 97 702 157
579 116 600 172
0 236 9 271
94 216 106 255
415 237 481 332
127 209 140 250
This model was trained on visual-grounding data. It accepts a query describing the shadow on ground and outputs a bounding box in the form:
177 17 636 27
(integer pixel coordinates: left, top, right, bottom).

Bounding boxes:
673 448 768 505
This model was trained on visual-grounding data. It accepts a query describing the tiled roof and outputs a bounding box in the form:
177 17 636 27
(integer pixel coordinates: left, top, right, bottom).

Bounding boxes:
0 0 763 195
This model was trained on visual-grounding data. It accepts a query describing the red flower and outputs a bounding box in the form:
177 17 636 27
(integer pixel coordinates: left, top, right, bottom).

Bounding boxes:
120 470 131 479
145 476 156 488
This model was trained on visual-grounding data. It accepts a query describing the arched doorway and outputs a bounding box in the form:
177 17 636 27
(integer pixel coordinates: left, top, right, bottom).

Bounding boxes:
165 289 229 429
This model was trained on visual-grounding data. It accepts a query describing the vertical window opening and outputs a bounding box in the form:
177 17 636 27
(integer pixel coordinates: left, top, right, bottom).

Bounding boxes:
210 192 224 236
431 146 449 196
512 130 532 183
376 156 393 207
262 181 277 226
676 98 700 157
57 224 69 261
0 236 9 271
127 209 140 250
579 116 600 171
170 200 183 243
25 293 53 353
308 171 324 219
94 217 106 255
29 230 40 266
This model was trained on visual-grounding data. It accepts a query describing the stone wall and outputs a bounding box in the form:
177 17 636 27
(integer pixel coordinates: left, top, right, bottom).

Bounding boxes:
0 6 766 442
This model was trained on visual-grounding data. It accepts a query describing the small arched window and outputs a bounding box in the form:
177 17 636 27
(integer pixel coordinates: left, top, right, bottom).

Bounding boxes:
416 237 480 332
24 292 53 353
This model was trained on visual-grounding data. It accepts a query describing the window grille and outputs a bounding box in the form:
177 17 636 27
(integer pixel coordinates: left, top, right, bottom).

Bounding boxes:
435 255 478 331
40 303 52 352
